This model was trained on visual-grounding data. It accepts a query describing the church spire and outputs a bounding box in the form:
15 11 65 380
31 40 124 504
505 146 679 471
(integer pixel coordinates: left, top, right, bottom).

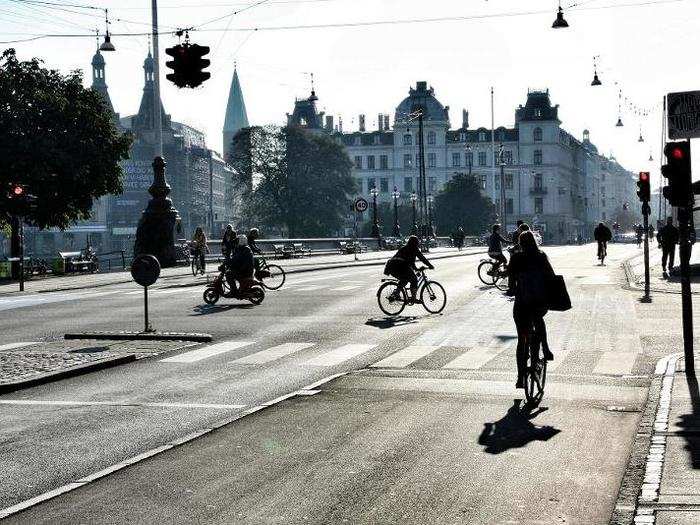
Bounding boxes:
91 45 114 114
223 65 249 161
134 47 169 138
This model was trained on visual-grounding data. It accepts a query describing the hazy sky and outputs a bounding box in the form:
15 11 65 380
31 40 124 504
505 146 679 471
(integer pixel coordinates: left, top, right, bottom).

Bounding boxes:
2 0 699 187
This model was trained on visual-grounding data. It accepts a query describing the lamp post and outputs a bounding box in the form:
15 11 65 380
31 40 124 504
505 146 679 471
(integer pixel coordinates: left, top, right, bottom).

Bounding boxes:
466 144 472 176
499 144 507 233
410 192 418 235
392 187 401 237
427 193 435 240
370 186 380 247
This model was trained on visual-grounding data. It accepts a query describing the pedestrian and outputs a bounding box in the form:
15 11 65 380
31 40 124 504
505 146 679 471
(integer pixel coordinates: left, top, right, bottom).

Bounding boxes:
658 217 679 277
508 230 556 389
455 226 466 250
221 224 238 261
648 224 655 240
511 220 524 244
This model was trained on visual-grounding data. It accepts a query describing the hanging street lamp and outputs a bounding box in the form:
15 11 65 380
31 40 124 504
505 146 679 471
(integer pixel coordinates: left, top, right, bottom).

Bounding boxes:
591 56 602 86
99 9 115 51
552 3 569 28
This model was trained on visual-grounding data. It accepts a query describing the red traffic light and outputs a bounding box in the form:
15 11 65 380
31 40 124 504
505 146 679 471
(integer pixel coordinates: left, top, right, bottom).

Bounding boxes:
671 147 685 160
639 172 649 182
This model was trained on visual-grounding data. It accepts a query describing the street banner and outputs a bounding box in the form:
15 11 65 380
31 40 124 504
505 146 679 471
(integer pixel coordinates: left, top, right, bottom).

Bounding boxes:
668 91 700 140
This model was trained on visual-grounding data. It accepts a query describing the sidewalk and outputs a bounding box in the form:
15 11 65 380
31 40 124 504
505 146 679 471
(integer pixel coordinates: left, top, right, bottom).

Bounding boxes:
625 245 700 295
0 246 482 296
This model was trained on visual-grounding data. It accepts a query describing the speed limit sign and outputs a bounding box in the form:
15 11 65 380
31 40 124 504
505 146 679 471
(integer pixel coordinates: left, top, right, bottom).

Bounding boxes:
354 198 369 213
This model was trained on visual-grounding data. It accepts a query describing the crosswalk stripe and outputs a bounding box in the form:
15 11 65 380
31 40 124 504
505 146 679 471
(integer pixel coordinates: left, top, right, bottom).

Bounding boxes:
150 289 186 295
330 285 361 292
305 344 376 367
593 352 638 376
0 342 40 351
443 346 501 370
294 285 326 292
371 345 439 368
160 341 254 363
124 291 142 295
232 342 316 365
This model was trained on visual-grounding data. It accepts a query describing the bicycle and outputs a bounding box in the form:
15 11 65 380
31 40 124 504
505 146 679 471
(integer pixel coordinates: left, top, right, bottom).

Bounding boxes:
597 241 607 265
377 267 447 316
191 246 205 276
477 257 509 291
255 254 286 290
523 319 548 406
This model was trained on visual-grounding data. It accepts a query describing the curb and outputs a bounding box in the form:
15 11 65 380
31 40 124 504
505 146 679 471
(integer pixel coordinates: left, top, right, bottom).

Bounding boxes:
0 354 136 395
64 332 213 343
0 371 347 520
622 253 700 296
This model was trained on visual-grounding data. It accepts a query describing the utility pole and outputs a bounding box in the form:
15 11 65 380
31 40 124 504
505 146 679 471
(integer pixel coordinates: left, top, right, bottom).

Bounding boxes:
151 0 163 157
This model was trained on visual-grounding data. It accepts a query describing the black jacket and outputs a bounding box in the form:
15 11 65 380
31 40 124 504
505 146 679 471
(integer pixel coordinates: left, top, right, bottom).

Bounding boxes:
228 246 255 277
509 250 555 308
594 225 612 242
658 224 679 247
391 244 433 270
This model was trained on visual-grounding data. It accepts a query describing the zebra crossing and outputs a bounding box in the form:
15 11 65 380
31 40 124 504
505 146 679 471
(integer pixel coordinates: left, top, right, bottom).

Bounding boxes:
155 335 644 376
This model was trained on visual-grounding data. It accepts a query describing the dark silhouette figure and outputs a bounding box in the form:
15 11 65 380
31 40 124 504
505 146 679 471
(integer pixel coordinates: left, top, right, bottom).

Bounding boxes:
658 217 679 276
478 399 560 454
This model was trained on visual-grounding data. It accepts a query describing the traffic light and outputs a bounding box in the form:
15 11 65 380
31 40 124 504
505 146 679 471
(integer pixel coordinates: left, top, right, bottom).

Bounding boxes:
9 184 24 198
165 43 211 89
662 141 692 207
637 172 651 202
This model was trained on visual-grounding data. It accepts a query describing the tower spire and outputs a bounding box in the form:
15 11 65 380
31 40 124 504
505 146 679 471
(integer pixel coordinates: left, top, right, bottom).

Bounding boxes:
223 66 250 161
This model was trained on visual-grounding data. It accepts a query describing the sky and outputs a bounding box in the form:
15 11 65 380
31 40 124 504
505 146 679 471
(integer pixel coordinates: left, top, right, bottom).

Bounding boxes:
2 0 700 189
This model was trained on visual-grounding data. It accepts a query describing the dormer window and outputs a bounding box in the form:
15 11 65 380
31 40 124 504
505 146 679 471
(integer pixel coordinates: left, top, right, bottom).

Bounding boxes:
427 131 436 145
459 132 467 142
534 109 542 118
478 131 486 142
373 135 380 145
354 135 361 146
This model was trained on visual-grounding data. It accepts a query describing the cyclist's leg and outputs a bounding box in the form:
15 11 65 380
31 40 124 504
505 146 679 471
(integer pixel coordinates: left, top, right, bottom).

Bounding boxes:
533 310 552 360
513 303 529 387
200 250 206 272
407 271 419 302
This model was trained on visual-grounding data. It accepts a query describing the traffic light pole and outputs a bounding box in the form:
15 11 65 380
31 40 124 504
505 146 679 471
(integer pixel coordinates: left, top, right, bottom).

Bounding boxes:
642 202 651 302
679 205 695 372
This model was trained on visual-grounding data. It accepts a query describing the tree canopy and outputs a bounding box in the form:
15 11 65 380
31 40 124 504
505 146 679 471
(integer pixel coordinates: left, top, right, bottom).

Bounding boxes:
229 126 356 237
0 49 132 229
433 173 495 235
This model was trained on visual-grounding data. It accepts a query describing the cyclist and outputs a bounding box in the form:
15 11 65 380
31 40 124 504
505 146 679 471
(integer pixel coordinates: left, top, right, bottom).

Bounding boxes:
221 225 238 260
636 224 644 247
593 222 612 262
509 230 555 389
384 235 434 304
192 226 208 272
247 227 262 255
488 224 512 271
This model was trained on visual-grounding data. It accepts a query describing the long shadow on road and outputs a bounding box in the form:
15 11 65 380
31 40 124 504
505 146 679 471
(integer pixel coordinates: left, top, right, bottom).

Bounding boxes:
365 316 420 329
478 399 561 455
191 303 256 316
678 369 700 468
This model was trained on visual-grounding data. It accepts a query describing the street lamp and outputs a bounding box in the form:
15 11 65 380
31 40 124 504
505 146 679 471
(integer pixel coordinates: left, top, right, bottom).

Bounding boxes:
465 144 472 176
427 193 435 240
498 144 507 232
370 186 380 246
410 192 418 235
392 187 401 237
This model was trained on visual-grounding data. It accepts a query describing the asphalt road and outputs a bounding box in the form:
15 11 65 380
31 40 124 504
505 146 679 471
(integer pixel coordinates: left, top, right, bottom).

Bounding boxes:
0 244 665 523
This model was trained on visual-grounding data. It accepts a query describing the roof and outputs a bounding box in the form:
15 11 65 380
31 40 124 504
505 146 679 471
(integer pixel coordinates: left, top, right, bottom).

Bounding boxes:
515 89 559 123
337 131 394 146
394 81 449 123
223 68 249 134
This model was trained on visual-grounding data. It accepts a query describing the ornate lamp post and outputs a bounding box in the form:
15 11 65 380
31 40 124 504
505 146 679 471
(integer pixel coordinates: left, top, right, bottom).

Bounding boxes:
466 144 472 176
427 193 435 239
370 186 380 246
410 192 418 235
392 187 401 237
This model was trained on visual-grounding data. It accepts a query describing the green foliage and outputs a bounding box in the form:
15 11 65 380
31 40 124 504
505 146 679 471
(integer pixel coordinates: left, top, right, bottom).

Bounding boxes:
359 201 416 237
433 173 495 235
230 126 357 237
0 49 132 230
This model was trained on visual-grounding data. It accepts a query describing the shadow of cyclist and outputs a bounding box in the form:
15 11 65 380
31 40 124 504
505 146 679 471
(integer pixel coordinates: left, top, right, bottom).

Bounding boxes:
478 399 561 455
365 316 419 329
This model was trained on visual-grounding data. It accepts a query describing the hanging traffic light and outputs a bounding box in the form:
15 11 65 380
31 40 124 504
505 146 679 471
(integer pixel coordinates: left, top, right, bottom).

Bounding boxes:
165 42 211 89
637 172 651 202
662 141 692 207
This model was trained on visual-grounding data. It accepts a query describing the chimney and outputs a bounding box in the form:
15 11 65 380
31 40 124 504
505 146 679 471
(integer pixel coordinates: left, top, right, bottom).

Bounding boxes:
325 115 334 131
378 114 383 131
384 114 390 131
359 114 366 132
338 116 343 133
462 109 469 129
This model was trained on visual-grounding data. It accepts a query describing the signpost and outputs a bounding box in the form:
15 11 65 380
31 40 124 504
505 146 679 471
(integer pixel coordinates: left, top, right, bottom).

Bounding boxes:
131 254 161 333
668 90 700 140
354 197 368 214
353 198 368 261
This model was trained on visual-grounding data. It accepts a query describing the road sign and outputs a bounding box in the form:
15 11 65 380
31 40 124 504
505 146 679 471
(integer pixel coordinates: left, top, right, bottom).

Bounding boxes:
354 198 369 213
131 254 160 287
668 91 700 140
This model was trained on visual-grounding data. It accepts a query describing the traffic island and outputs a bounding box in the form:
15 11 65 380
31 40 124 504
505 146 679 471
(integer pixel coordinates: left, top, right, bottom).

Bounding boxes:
64 332 212 342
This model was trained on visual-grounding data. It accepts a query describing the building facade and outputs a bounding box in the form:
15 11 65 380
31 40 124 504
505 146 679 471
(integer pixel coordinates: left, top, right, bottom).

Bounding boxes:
288 82 639 243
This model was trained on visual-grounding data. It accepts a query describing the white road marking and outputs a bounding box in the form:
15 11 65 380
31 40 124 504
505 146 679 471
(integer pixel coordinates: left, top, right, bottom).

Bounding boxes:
124 291 143 295
232 342 316 365
294 285 327 292
305 343 376 367
593 351 639 376
0 341 40 351
330 285 361 292
0 399 245 410
443 346 501 370
547 348 572 372
371 345 439 368
160 341 254 363
150 289 187 295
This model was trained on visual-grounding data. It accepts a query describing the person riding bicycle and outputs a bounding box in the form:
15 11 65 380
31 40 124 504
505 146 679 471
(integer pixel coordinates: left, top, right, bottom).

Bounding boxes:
509 230 555 389
384 235 434 304
192 227 208 272
247 228 262 255
488 224 512 270
593 222 612 260
221 225 238 261
636 224 644 247
224 235 256 293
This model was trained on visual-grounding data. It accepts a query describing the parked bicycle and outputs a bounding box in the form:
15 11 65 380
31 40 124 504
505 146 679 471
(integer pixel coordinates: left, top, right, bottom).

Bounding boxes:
523 320 547 406
477 257 509 291
376 267 447 316
255 254 286 290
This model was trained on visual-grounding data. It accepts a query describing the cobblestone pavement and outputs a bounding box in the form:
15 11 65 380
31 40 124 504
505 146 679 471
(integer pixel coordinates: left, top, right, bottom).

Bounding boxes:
0 339 194 386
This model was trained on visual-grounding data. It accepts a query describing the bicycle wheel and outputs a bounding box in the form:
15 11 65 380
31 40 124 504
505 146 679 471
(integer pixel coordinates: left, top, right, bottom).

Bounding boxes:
248 286 265 305
377 281 407 316
420 280 447 314
261 264 286 290
494 271 509 291
524 345 547 406
478 261 497 285
203 287 219 305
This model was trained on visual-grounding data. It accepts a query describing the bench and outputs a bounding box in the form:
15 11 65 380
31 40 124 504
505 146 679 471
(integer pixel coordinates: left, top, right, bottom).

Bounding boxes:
58 251 99 273
272 244 292 259
337 241 348 254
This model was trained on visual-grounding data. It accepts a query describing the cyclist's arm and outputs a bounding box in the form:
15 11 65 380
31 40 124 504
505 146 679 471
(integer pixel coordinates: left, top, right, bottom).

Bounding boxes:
415 250 434 270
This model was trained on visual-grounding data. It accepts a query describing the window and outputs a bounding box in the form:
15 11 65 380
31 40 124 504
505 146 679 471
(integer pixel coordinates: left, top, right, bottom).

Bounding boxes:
602 212 607 221
459 132 467 142
403 154 412 169
478 151 487 166
534 127 543 142
380 155 388 170
354 156 362 170
380 178 389 192
535 197 544 214
601 198 606 208
504 150 513 165
404 177 413 192
452 153 461 167
428 152 436 168
480 174 487 190
534 149 543 165
428 177 437 192
505 173 513 190
495 174 500 190
478 131 487 142
403 133 412 146
368 178 376 190
416 154 421 167
506 198 513 215
373 135 381 145
367 156 375 170
427 131 436 145
466 151 474 167
534 109 542 118
534 173 543 189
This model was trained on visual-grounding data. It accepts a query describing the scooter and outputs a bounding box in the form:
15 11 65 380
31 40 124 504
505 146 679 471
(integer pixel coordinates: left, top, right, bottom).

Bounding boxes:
203 267 265 305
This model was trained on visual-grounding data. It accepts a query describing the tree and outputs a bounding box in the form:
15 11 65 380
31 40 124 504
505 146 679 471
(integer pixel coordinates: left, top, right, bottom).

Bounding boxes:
0 49 131 230
229 126 357 237
433 173 495 235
